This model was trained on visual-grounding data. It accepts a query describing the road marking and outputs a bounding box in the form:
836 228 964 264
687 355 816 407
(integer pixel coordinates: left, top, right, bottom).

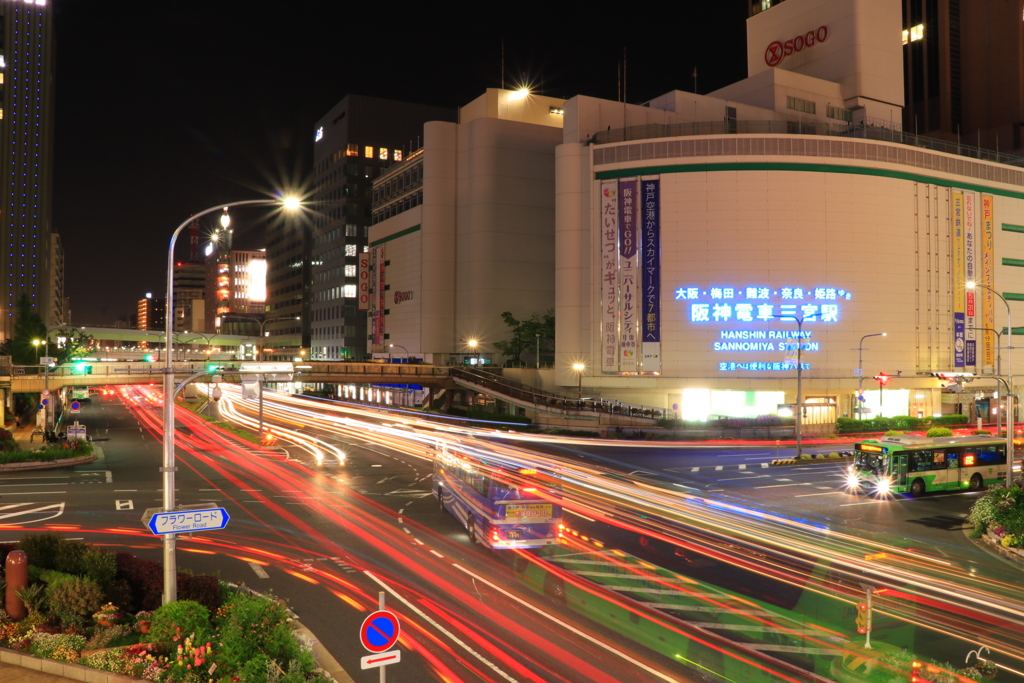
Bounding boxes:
776 478 792 481
371 464 383 468
753 483 813 489
690 467 700 472
451 565 680 683
716 475 770 481
402 527 411 534
0 491 66 495
397 517 403 524
761 463 769 468
714 466 723 471
429 550 444 558
115 499 134 510
840 499 890 506
0 502 64 523
248 563 270 579
114 489 137 492
794 491 845 497
738 464 747 470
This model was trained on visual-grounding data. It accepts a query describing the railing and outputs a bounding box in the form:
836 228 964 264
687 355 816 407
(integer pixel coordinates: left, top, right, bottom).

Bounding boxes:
590 120 1024 169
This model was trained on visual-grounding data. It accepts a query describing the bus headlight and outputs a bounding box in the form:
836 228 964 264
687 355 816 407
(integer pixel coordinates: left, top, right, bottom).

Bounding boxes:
876 478 892 494
846 474 861 489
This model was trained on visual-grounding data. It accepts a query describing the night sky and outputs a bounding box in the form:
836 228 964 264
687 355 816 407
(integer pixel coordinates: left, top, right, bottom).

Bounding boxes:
53 3 748 325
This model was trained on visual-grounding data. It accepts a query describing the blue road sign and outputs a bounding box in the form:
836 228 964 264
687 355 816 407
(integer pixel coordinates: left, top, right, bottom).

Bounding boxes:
359 610 400 653
41 398 49 406
70 401 81 412
145 508 229 535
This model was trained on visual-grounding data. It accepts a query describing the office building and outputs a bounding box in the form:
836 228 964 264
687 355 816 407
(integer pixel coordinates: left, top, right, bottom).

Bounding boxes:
299 94 455 361
207 247 266 334
368 88 564 363
137 295 165 332
0 1 54 338
49 231 63 325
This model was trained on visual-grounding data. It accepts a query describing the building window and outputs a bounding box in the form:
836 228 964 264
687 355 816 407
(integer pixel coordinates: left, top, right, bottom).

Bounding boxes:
902 24 924 45
393 150 403 161
346 143 358 157
364 146 373 158
344 264 356 277
345 224 357 237
345 244 358 257
827 105 852 122
379 147 388 160
786 96 816 115
344 284 357 298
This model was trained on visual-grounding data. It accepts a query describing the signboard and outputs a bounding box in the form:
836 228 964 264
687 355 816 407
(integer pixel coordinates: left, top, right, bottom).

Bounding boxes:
143 507 230 535
764 25 829 67
67 421 86 440
982 195 996 368
640 178 661 373
618 177 638 373
952 191 965 367
600 180 619 371
964 193 977 365
361 651 401 670
238 362 294 382
360 610 401 653
69 401 81 413
503 503 553 520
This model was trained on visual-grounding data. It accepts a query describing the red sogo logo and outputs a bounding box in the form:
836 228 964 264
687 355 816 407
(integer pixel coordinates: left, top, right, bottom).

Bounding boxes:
393 290 414 304
765 25 829 67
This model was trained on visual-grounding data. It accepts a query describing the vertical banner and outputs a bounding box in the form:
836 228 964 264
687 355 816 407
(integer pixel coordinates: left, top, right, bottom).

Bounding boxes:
964 193 977 365
600 181 619 372
369 245 386 349
357 252 371 311
641 177 661 373
952 191 965 368
618 178 638 372
982 195 996 368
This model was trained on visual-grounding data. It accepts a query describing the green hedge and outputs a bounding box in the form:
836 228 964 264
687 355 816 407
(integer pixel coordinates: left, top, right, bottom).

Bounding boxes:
0 441 93 464
836 414 968 434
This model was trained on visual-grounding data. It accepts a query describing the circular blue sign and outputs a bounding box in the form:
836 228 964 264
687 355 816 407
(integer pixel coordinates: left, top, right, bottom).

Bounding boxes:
70 401 81 410
359 610 400 653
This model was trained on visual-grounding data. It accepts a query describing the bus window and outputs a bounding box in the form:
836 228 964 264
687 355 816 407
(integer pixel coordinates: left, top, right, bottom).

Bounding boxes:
910 451 934 472
947 452 959 469
977 446 1007 466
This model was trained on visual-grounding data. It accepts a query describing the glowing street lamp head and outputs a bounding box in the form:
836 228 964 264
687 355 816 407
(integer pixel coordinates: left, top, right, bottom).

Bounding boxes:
282 196 301 211
572 362 586 372
219 209 231 230
967 281 976 289
467 339 478 349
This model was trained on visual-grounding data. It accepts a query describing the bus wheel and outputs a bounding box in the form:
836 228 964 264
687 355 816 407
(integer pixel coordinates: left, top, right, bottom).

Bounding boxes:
437 487 445 513
468 518 478 544
910 478 926 497
969 473 985 492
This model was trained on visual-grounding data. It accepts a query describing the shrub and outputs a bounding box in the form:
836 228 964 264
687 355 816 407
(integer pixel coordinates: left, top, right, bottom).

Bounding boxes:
214 590 297 674
148 600 211 649
973 430 992 436
115 552 163 612
884 430 903 436
931 414 969 425
927 427 953 437
29 632 85 662
178 573 221 612
19 532 65 569
46 577 104 629
53 538 86 575
80 546 117 589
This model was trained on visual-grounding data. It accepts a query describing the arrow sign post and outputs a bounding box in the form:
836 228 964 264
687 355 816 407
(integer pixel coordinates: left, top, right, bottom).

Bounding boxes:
143 507 230 535
360 592 401 680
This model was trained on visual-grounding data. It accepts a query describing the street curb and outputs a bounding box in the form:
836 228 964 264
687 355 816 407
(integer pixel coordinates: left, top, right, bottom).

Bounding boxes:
769 456 853 466
0 454 97 472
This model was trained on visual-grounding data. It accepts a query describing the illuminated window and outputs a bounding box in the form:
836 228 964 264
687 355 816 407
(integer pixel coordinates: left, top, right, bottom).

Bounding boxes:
345 224 357 237
902 24 924 44
344 284 357 298
344 265 356 277
379 147 388 160
345 244 357 257
364 146 373 158
346 143 358 156
393 150 402 161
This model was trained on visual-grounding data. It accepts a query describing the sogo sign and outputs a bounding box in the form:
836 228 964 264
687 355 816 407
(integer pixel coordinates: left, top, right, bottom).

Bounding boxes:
765 25 829 67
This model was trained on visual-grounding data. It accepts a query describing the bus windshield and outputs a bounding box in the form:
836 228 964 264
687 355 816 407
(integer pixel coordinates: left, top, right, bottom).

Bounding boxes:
854 449 888 475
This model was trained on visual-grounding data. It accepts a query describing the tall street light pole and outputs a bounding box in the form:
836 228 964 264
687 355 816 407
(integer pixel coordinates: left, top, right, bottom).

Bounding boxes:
773 313 817 459
855 333 886 419
572 363 585 400
968 281 1014 485
162 197 299 605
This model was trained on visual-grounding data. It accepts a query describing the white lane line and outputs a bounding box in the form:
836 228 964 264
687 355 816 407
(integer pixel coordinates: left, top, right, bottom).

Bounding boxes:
365 571 520 683
413 539 424 545
840 499 891 506
397 517 403 524
0 483 72 488
776 478 792 481
114 489 137 492
451 564 680 683
568 510 597 522
371 464 383 468
429 550 444 558
753 483 813 489
0 491 66 495
717 475 770 481
115 500 134 510
714 466 723 471
402 527 411 534
691 467 700 472
738 464 746 470
793 491 845 497
248 563 270 579
761 463 769 468
815 486 833 490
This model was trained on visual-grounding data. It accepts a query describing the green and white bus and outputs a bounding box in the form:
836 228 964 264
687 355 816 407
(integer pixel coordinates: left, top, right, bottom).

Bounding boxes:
848 435 1007 496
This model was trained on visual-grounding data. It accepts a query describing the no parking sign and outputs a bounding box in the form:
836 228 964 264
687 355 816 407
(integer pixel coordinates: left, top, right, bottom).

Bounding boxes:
359 599 401 673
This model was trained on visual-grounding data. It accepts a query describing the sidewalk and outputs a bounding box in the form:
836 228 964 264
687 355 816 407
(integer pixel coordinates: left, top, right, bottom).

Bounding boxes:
0 660 81 683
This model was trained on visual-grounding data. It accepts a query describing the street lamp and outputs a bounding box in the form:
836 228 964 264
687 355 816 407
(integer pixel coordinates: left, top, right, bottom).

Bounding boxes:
855 333 886 419
161 197 300 604
967 281 1014 485
466 338 478 365
771 313 816 460
971 325 1004 433
32 339 41 365
389 343 409 361
572 362 585 400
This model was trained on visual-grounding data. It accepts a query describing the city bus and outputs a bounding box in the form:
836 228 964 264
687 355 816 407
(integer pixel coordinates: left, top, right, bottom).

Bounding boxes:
848 435 1007 496
433 445 562 549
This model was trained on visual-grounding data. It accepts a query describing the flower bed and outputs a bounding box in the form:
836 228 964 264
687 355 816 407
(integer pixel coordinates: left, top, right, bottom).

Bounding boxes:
967 480 1024 550
0 533 332 682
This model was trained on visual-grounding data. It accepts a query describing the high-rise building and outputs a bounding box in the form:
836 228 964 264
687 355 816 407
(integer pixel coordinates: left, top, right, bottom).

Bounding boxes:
49 231 63 325
173 261 206 333
0 1 54 337
292 94 455 361
137 295 165 332
206 246 267 334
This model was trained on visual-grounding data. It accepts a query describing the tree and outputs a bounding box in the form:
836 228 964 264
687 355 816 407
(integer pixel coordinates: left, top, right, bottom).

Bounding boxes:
50 328 94 364
0 296 47 365
493 309 555 365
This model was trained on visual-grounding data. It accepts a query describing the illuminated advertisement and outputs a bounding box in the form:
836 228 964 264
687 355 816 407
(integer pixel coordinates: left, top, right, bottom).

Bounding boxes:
600 181 618 371
618 178 638 372
952 191 965 367
641 178 661 373
965 193 976 365
982 195 996 367
676 285 851 372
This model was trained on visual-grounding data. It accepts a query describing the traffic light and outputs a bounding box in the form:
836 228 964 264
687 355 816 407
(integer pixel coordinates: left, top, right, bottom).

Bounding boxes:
855 602 871 635
206 363 222 373
874 373 890 386
143 354 155 362
72 362 91 375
